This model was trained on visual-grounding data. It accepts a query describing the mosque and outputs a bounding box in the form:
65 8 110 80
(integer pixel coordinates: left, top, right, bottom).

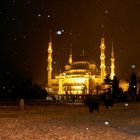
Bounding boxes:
46 33 117 96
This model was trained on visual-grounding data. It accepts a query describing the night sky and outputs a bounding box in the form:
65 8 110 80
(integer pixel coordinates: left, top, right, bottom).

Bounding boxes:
1 0 140 85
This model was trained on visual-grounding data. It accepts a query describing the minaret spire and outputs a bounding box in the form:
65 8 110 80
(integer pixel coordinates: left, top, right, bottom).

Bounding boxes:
50 29 52 42
100 36 106 81
68 48 73 64
110 40 115 80
47 29 53 87
82 49 85 56
101 24 104 37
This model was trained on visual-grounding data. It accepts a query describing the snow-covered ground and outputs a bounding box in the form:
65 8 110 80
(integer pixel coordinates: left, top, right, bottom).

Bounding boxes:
0 103 140 140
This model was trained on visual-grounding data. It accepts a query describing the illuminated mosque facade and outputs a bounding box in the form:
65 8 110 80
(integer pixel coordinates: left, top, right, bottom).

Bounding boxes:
46 34 115 95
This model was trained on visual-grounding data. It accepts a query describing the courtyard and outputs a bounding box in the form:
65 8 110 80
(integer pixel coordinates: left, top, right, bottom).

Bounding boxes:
0 103 140 140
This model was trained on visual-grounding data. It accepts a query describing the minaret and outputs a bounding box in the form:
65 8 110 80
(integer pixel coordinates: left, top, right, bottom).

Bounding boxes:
47 30 53 87
68 48 73 64
110 42 115 80
100 37 106 81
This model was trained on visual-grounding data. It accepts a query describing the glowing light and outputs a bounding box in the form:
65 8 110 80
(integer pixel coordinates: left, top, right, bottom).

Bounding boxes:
92 75 95 79
105 10 109 14
38 14 41 17
131 65 136 69
53 61 56 64
101 56 105 60
74 78 85 84
124 103 128 107
104 121 109 125
56 30 62 35
86 128 89 130
73 86 83 90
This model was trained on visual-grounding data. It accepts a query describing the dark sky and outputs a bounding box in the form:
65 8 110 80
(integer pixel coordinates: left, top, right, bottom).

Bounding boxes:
1 0 140 85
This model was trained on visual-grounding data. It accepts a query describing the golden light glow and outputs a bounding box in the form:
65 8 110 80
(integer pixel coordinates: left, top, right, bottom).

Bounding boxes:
73 78 85 84
92 75 95 79
55 76 58 79
47 36 120 95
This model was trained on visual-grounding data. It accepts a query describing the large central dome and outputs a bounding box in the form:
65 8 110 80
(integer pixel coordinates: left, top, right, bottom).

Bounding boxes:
72 61 89 70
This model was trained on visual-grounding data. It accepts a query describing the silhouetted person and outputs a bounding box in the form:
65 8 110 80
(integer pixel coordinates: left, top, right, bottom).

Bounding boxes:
112 76 120 99
84 94 99 113
103 95 114 109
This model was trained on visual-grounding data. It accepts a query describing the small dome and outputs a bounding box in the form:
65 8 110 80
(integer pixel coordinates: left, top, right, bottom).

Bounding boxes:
65 64 71 71
89 63 96 70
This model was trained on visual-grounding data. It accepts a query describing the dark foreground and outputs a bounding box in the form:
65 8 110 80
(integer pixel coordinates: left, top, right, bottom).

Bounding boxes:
0 103 140 140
